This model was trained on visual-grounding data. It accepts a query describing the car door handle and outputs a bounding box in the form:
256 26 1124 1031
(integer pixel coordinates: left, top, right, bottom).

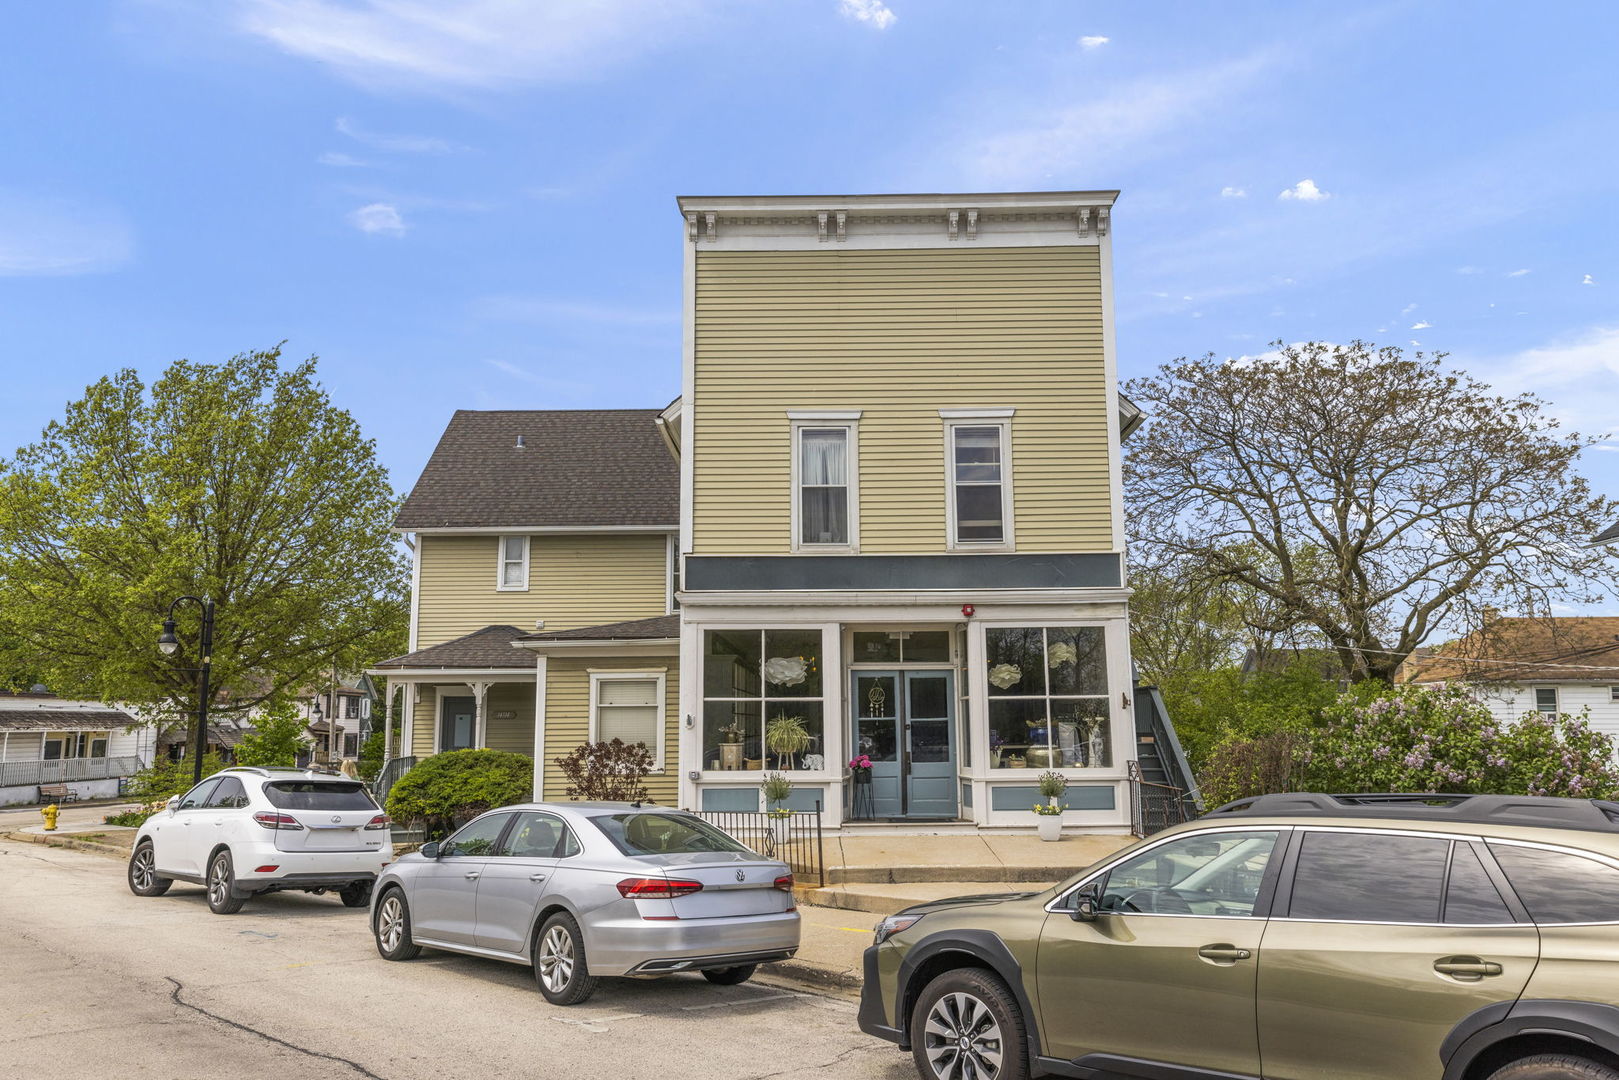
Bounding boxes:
1197 944 1252 963
529 874 546 882
464 872 480 879
1435 957 1503 978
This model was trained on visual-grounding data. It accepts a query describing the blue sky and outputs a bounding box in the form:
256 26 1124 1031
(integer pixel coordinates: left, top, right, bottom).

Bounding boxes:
2 2 1616 557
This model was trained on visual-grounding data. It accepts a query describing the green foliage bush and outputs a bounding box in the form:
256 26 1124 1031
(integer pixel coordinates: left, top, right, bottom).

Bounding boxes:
385 748 533 835
1159 661 1342 768
233 700 309 768
127 753 231 802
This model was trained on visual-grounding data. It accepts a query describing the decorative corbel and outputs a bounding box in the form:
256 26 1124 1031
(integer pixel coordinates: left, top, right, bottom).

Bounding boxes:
1096 207 1110 236
1076 207 1093 238
704 212 717 242
685 212 698 243
965 208 978 240
835 210 847 242
817 211 829 242
948 209 960 240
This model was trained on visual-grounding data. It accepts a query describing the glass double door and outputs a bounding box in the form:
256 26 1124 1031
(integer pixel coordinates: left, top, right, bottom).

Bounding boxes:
852 671 956 819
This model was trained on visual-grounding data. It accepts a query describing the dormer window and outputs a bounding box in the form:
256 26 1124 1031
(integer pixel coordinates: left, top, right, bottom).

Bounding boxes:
497 535 530 591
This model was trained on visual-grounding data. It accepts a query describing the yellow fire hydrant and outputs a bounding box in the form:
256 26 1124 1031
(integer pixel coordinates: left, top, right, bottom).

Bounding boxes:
41 803 59 831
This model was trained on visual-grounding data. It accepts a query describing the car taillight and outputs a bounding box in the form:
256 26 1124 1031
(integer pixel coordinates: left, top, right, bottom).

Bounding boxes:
252 811 304 831
364 814 390 830
616 877 704 899
774 874 794 892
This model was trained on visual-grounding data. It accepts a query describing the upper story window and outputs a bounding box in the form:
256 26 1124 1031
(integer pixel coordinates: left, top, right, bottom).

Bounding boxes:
943 412 1013 549
791 414 860 551
497 535 530 591
1534 687 1558 714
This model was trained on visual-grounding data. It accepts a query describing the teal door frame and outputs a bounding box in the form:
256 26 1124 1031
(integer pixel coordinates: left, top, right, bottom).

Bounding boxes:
850 669 958 819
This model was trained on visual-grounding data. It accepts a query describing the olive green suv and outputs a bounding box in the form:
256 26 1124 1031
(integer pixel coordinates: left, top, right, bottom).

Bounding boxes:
858 792 1619 1080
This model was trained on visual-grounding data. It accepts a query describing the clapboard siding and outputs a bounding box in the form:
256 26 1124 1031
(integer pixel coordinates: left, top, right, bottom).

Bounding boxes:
691 246 1113 554
407 683 534 757
415 533 669 647
542 657 679 807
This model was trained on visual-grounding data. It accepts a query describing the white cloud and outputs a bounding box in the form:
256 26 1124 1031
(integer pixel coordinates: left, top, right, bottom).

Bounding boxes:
348 202 406 235
1584 274 1597 286
1456 266 1484 275
1595 444 1619 453
1469 325 1619 439
1410 321 1433 330
838 0 897 30
1220 186 1247 198
317 151 372 167
470 296 679 325
0 190 133 276
1079 35 1109 49
335 117 455 154
234 0 705 90
1278 178 1330 201
1507 268 1531 277
1401 303 1418 315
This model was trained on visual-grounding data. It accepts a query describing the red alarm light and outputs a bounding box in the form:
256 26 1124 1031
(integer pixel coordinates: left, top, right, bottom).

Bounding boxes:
961 604 976 618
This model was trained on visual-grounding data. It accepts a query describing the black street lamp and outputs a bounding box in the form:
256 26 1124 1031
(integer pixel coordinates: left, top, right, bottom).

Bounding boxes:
158 596 216 783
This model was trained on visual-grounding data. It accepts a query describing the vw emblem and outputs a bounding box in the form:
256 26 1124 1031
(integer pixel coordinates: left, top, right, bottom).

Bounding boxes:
735 870 746 882
331 816 341 824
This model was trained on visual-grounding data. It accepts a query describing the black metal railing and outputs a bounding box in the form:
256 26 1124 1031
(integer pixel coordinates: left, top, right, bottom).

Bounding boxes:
1129 760 1195 837
372 755 417 807
697 801 825 887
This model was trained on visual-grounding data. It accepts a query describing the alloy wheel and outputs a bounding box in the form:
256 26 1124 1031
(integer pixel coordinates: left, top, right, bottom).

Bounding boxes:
922 991 1004 1080
208 856 230 907
536 925 575 993
379 896 405 952
132 848 154 890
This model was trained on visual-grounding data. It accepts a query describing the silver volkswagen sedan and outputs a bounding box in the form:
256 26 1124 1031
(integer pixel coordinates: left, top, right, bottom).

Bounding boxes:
369 802 800 1004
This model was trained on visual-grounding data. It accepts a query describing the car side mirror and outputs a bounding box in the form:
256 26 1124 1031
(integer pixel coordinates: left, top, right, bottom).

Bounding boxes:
419 842 440 860
166 795 181 814
1071 889 1100 922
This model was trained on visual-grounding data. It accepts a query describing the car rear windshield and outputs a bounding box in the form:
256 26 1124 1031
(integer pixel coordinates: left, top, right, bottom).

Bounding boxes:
591 813 749 857
263 781 378 811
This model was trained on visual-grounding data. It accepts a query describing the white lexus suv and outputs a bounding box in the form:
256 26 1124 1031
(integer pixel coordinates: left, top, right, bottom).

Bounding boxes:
128 766 393 914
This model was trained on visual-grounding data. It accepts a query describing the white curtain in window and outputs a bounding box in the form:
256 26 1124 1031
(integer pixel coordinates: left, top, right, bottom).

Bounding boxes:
501 536 526 587
800 428 849 545
800 429 847 484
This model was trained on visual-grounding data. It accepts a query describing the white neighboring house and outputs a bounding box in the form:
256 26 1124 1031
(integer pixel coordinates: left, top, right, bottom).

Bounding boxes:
1400 616 1619 742
0 689 158 805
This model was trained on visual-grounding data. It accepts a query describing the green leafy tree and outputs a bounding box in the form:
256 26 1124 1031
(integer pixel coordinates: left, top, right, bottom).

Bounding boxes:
1126 342 1619 683
386 749 534 836
1162 659 1343 769
0 347 408 732
233 699 310 768
127 753 232 803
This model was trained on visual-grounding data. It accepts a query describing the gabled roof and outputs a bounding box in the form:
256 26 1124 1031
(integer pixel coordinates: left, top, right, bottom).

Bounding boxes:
0 691 138 732
1398 616 1619 684
395 410 678 531
1596 519 1619 546
373 625 531 670
521 614 680 643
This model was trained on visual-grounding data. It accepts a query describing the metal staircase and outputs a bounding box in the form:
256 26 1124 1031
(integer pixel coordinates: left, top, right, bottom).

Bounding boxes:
1130 685 1202 835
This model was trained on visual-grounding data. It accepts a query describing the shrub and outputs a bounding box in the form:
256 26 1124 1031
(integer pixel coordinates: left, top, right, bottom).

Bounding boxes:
552 739 653 803
1159 662 1341 768
1036 770 1068 799
105 807 158 827
127 753 231 802
385 748 534 835
761 771 793 809
1197 730 1309 807
234 700 309 768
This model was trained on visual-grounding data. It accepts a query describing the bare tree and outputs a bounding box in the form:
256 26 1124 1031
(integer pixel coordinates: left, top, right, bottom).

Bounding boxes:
1125 341 1618 683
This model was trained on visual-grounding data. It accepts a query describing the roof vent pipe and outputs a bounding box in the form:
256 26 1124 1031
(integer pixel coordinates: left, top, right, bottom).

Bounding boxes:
515 435 526 449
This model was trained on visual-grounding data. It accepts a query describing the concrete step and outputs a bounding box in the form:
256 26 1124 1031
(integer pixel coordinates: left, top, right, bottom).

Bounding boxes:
828 863 1090 885
801 881 1054 916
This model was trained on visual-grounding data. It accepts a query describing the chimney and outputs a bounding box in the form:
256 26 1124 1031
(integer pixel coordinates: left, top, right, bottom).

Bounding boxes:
1481 606 1500 624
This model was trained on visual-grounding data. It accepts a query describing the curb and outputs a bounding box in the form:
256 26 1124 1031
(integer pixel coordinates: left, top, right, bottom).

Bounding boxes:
4 830 129 860
760 958 862 997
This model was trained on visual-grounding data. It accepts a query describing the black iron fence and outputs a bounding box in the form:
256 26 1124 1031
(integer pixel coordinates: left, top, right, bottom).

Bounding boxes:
697 801 825 887
1128 760 1195 837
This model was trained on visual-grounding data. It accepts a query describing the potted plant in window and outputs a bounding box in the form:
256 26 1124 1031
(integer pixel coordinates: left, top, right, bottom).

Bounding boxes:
761 772 794 848
1034 771 1067 842
718 721 745 771
765 713 811 771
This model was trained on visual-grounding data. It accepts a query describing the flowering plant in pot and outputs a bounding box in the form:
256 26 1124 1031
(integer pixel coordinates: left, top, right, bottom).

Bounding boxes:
1034 771 1068 841
847 753 873 781
761 772 794 846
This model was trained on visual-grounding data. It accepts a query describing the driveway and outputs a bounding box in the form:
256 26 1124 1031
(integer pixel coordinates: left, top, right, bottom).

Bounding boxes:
0 837 906 1080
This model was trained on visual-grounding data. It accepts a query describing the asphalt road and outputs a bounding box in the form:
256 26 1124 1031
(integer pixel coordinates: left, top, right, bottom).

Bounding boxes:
0 837 910 1080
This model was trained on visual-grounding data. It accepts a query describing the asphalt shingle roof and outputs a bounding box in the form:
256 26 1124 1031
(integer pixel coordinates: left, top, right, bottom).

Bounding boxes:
521 614 680 643
1398 616 1619 684
374 625 531 670
394 410 677 530
1597 519 1619 545
0 692 138 731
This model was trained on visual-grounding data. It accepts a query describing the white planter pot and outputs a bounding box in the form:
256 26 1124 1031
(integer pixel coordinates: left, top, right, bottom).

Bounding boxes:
771 816 792 848
1037 814 1063 842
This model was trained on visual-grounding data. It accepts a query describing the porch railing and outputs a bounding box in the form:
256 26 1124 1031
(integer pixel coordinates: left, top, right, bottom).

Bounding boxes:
1128 760 1195 837
697 801 826 887
372 755 417 808
0 755 145 789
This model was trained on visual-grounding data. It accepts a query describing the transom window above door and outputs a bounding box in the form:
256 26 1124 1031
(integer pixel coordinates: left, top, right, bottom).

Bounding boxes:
790 414 859 551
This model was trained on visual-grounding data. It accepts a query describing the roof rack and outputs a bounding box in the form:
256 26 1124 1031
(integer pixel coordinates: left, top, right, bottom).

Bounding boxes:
1206 792 1619 834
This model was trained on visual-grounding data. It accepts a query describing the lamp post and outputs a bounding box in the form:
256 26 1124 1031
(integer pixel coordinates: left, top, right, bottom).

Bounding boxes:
158 596 216 784
310 698 324 767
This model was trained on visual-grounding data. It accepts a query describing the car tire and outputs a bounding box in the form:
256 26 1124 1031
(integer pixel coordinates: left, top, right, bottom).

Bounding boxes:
701 964 758 986
1487 1055 1619 1080
205 849 246 915
373 888 421 961
127 841 172 897
339 881 373 908
533 912 600 1006
909 968 1030 1080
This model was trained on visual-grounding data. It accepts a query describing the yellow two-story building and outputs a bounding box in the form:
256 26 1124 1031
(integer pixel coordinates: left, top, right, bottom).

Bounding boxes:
376 190 1150 831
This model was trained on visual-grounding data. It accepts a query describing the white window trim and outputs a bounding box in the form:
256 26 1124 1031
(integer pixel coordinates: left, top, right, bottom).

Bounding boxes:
589 670 667 772
496 534 530 592
1610 685 1619 703
1533 686 1559 713
790 419 859 553
944 417 1015 552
